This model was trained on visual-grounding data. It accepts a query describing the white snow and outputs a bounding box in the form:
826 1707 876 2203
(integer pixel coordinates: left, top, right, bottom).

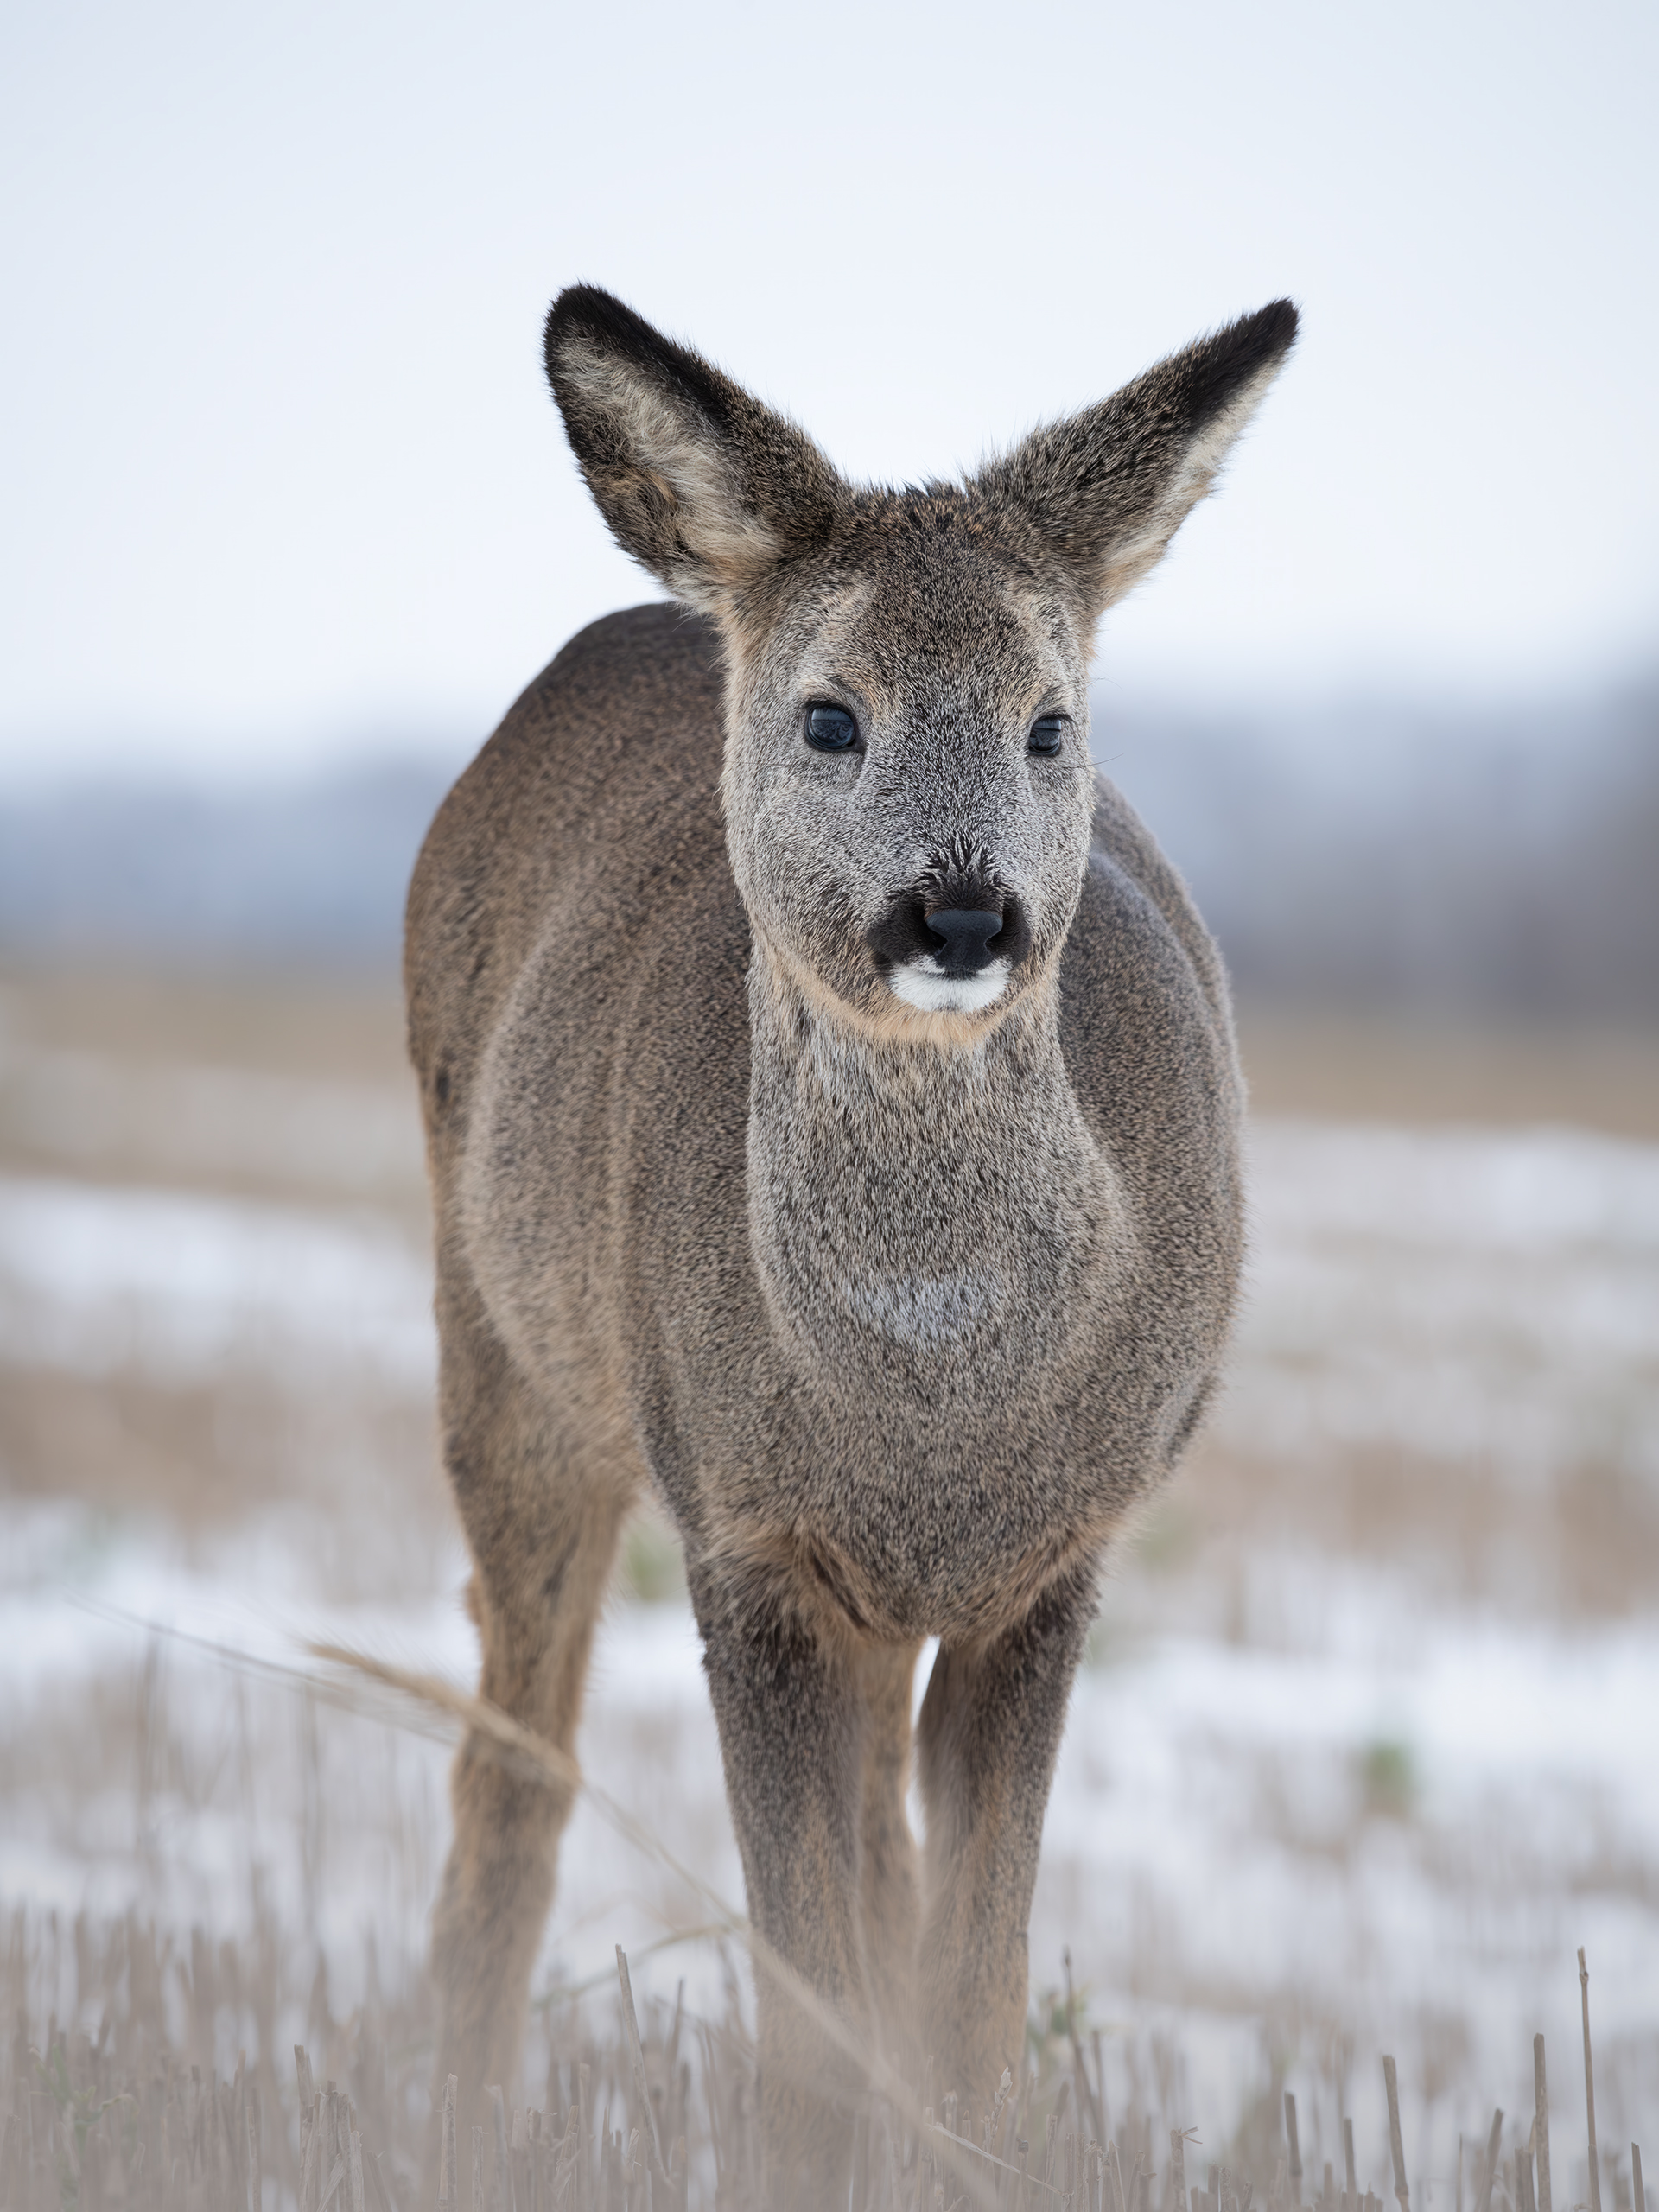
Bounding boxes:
0 1172 435 1388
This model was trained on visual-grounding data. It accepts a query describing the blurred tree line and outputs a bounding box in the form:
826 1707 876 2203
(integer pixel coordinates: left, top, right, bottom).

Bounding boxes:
2 677 1653 1022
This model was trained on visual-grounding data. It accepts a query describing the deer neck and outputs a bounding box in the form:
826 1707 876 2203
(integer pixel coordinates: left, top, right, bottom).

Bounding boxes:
743 935 1126 1406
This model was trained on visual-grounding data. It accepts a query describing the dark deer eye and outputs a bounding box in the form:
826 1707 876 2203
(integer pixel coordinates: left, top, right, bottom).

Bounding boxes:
804 702 859 752
1028 715 1066 756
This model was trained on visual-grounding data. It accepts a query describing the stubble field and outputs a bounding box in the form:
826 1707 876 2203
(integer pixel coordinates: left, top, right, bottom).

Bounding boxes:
3 961 1656 2209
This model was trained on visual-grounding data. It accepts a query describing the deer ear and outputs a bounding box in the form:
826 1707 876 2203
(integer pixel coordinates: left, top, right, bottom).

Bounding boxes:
974 299 1298 620
544 286 848 613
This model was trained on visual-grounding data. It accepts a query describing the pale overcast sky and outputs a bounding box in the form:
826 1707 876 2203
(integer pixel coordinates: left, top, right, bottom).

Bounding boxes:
2 0 1655 784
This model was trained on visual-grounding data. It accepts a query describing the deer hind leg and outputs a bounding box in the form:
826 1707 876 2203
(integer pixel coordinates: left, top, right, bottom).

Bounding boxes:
428 1272 639 2150
854 1637 923 2081
915 1567 1095 2122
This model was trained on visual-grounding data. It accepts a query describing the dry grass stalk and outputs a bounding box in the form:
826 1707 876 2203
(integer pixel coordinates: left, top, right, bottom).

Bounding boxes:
1533 2038 1552 2212
1061 1961 1103 2153
1284 2096 1302 2211
1476 2111 1503 2212
439 2079 458 2212
1382 2060 1408 2212
1580 1952 1601 2212
611 1954 666 2202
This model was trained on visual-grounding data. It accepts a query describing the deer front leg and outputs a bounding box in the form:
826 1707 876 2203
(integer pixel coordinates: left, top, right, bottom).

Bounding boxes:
691 1566 872 2211
915 1566 1096 2120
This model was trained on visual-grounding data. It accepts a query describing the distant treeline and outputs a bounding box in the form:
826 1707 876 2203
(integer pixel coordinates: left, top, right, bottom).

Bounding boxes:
0 763 447 972
2 679 1654 1020
1102 679 1656 1021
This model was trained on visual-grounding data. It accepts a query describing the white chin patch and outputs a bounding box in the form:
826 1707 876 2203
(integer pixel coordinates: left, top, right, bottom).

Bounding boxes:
888 957 1011 1014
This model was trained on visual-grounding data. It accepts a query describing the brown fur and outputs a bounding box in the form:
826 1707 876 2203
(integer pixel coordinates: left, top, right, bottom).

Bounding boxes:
405 285 1296 2204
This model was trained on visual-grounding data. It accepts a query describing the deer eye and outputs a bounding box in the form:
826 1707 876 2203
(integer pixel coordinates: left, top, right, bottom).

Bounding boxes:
1028 715 1066 755
804 702 859 752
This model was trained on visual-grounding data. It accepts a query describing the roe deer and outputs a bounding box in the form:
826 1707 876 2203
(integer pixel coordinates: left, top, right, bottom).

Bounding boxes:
406 284 1296 2203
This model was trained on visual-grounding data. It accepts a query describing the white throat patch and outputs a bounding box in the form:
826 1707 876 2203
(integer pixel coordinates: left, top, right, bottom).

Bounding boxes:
888 957 1011 1014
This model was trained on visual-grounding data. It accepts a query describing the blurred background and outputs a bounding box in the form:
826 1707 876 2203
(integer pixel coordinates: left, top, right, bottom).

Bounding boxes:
2 0 1656 2189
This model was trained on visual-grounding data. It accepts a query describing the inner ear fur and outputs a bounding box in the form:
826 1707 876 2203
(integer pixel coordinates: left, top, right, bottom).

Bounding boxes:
545 285 849 613
973 298 1299 619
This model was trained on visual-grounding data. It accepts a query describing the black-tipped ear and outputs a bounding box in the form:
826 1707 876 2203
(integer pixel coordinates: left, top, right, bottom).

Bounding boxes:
974 299 1299 618
544 285 848 613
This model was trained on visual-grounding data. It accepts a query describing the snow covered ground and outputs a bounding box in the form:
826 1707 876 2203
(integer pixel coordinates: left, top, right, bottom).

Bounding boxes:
3 988 1657 2168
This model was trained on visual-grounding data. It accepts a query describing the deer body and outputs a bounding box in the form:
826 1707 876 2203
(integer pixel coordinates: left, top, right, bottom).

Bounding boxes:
407 289 1295 2204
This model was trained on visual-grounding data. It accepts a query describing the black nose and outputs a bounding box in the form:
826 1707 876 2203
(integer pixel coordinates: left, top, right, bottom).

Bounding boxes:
925 906 1005 974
